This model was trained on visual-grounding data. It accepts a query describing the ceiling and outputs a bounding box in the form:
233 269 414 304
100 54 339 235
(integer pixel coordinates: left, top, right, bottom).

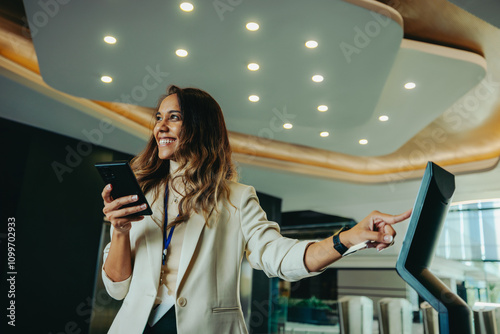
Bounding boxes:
19 0 488 156
1 1 500 268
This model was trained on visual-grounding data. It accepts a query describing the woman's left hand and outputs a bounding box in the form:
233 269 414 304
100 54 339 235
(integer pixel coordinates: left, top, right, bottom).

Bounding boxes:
340 209 412 252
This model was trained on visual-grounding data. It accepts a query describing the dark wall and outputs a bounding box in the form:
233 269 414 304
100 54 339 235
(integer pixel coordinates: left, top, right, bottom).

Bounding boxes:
1 117 132 334
0 117 285 334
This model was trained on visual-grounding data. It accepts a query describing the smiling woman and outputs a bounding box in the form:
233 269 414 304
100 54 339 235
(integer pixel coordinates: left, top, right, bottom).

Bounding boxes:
130 85 237 228
154 95 182 161
99 85 410 334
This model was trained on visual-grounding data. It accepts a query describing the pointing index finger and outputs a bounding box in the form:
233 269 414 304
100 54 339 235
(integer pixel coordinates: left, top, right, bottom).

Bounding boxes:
385 209 412 225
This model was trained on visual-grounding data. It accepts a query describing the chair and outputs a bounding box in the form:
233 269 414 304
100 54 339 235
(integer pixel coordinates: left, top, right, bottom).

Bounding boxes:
338 296 373 334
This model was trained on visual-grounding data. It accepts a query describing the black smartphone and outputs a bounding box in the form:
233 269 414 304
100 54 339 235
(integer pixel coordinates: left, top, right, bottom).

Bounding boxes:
95 161 153 217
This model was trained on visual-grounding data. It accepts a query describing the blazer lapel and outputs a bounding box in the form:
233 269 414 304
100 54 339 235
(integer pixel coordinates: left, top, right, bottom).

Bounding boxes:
145 188 164 289
142 184 207 292
176 212 206 291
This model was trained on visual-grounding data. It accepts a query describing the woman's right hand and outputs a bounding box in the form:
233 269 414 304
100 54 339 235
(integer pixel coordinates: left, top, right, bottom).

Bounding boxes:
102 184 145 234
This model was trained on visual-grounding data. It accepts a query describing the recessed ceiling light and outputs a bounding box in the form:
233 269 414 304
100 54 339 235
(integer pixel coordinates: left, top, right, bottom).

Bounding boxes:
305 40 318 48
176 49 188 57
283 123 293 129
359 139 368 145
404 82 416 89
249 95 259 102
101 75 112 83
312 75 324 83
320 131 329 137
180 2 194 12
379 115 389 122
247 63 260 71
317 105 328 112
246 22 259 31
103 36 116 44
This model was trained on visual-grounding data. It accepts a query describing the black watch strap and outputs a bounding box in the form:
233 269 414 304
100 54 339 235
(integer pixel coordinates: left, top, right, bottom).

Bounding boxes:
333 226 350 255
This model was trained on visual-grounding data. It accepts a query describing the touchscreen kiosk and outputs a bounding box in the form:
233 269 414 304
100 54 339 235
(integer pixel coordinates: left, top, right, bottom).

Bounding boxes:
396 162 473 334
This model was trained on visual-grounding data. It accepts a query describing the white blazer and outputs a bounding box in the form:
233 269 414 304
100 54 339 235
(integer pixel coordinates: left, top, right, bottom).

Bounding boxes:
102 181 321 334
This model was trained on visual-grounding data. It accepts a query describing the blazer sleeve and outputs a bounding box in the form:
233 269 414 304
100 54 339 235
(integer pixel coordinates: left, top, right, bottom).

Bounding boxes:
239 185 325 281
101 225 132 300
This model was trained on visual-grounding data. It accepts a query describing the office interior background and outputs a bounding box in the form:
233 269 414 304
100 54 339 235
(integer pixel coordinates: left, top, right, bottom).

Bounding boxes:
1 0 500 333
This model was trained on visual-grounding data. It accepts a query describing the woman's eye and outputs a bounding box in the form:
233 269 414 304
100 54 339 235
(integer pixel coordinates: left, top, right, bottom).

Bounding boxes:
156 113 181 122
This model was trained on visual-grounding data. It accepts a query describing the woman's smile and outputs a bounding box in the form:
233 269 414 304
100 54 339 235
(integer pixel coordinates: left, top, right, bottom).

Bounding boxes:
154 94 183 160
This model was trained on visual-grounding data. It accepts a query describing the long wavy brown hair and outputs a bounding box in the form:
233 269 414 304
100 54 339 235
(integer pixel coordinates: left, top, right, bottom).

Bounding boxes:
130 85 238 227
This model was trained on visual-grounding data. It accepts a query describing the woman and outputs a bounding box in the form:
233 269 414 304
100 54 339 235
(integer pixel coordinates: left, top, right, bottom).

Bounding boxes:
101 85 411 334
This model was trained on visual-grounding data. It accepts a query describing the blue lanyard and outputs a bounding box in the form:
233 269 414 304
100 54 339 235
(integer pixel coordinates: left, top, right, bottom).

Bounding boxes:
162 186 175 265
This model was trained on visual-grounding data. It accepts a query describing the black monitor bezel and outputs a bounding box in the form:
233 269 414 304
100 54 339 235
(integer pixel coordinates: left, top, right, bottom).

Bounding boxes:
396 161 472 334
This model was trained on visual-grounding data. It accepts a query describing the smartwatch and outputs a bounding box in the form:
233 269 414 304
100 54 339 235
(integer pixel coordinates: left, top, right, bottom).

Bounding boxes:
333 226 369 257
333 226 350 255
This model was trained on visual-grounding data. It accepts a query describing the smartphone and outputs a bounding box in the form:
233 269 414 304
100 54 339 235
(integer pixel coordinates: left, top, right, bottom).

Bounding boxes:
95 161 153 217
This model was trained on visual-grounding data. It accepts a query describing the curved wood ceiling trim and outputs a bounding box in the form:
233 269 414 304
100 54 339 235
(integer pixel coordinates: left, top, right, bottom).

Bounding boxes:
1 11 499 182
233 153 499 184
379 0 485 56
400 39 487 71
0 54 150 140
0 18 39 74
342 0 404 28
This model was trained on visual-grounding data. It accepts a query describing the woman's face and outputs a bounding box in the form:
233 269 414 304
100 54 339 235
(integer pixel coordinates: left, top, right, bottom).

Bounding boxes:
154 94 183 160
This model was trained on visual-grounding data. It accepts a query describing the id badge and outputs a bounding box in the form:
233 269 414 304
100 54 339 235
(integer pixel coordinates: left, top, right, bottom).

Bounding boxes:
147 285 176 327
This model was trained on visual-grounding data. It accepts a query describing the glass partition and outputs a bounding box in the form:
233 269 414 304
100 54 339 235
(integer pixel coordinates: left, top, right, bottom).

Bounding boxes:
266 200 500 333
436 199 500 261
435 200 500 308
